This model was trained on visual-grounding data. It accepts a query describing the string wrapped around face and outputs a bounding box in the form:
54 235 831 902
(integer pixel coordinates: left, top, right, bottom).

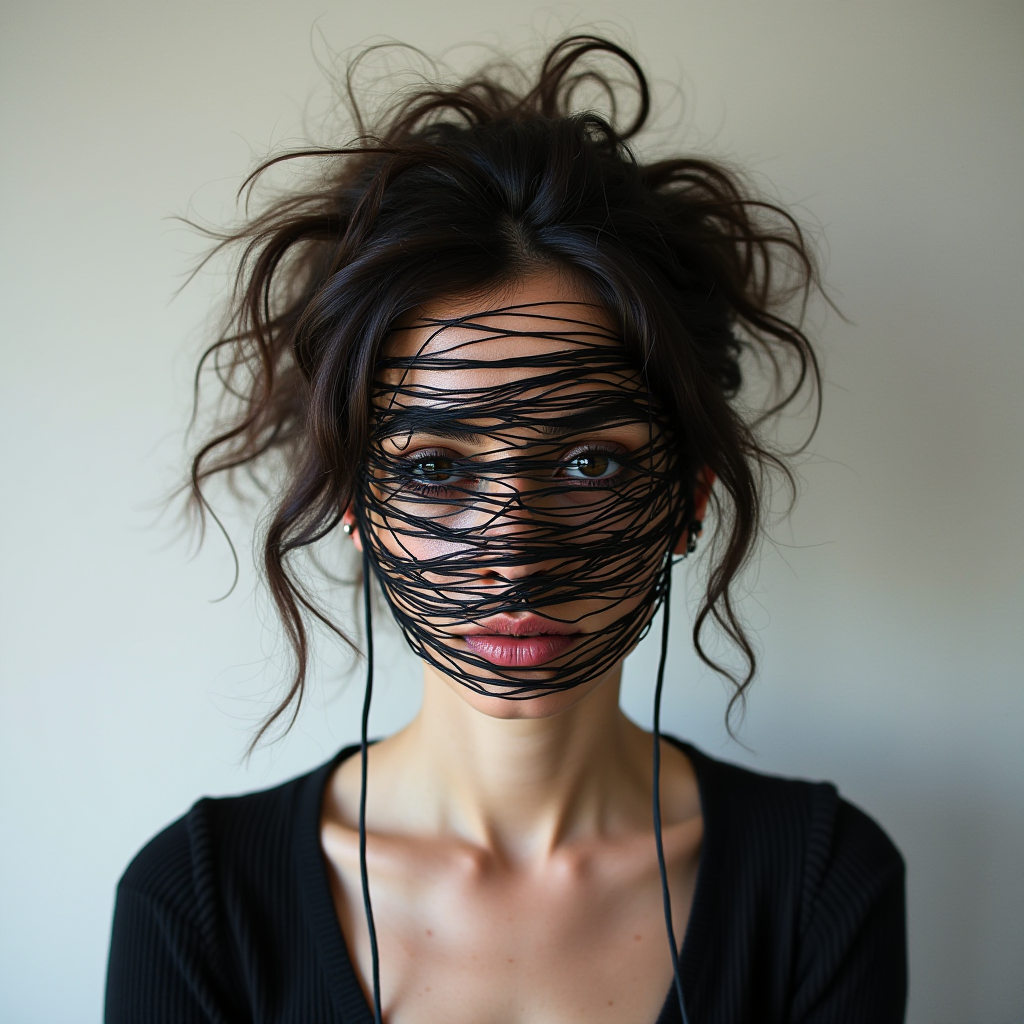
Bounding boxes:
355 302 695 699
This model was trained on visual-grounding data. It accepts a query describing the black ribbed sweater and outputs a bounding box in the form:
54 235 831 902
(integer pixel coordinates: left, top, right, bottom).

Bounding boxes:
105 739 907 1023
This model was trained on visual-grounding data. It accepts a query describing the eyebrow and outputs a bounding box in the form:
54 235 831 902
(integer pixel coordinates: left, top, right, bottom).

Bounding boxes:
379 405 650 444
416 424 580 442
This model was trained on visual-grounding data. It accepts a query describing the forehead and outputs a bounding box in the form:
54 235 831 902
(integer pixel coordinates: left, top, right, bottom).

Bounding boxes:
381 275 635 400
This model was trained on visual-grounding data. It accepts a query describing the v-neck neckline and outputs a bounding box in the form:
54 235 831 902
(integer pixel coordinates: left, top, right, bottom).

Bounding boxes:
294 737 722 1024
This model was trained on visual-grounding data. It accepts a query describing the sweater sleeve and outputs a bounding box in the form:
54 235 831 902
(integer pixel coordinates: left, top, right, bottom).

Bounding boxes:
104 814 240 1024
791 797 908 1023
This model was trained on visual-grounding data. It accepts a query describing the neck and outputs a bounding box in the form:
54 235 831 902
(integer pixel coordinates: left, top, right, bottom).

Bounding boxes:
389 664 651 864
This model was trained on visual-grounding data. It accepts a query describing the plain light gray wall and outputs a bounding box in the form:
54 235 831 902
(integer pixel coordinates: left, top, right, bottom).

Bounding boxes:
1 2 1022 1021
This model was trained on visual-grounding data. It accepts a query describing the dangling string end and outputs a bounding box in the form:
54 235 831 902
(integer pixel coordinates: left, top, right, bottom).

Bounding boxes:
652 557 690 1024
359 544 384 1024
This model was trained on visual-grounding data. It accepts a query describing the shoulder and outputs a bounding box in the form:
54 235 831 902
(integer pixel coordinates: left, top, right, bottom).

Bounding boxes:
116 753 345 912
674 739 907 1021
677 739 904 887
107 753 358 1021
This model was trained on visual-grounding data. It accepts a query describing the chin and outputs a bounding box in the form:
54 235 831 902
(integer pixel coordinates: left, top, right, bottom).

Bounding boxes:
442 675 607 721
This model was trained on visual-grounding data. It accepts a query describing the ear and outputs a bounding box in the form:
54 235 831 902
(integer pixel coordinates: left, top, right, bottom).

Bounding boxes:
672 467 716 556
341 508 363 553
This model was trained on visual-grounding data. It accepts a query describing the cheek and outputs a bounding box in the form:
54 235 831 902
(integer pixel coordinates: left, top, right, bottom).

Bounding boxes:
371 525 469 562
364 497 473 562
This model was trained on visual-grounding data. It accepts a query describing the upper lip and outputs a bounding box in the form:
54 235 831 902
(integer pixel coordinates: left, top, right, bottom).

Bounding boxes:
458 613 578 637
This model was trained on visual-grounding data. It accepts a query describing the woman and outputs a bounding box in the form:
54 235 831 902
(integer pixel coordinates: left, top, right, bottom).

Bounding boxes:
105 37 906 1024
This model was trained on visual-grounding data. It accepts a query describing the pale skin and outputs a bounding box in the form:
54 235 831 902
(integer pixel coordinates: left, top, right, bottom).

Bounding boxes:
321 271 714 1024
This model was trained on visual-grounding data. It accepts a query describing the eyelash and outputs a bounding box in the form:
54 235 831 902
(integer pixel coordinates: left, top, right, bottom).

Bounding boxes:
396 449 467 497
395 445 626 496
557 445 625 486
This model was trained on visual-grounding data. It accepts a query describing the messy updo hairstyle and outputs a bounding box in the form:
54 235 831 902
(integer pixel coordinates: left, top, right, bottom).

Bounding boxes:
189 35 821 745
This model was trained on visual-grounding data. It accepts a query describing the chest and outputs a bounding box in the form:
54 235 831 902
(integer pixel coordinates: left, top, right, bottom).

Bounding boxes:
323 831 699 1024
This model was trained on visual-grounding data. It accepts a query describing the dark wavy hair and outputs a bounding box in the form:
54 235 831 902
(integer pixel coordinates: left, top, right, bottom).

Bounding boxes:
188 35 821 746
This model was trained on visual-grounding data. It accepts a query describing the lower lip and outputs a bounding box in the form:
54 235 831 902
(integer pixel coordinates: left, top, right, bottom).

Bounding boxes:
463 634 577 668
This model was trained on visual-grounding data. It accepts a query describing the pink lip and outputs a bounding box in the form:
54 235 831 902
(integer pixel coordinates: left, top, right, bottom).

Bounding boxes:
460 613 579 667
462 613 577 637
463 633 577 667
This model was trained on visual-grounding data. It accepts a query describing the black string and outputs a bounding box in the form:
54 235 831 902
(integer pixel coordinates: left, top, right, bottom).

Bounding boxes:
351 303 696 1023
361 304 691 702
359 546 383 1024
652 558 690 1024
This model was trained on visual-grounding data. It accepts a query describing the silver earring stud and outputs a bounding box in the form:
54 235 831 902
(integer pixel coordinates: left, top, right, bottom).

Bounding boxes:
342 522 353 536
686 518 702 556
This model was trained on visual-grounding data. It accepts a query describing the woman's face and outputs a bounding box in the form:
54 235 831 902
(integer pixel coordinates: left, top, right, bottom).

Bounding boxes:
358 270 686 720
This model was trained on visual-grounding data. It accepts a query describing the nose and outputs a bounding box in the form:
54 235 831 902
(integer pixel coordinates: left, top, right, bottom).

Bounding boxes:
469 480 556 584
477 555 545 584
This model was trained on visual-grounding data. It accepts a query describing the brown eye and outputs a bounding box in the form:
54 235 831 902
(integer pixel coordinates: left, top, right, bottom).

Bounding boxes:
411 457 456 482
565 452 619 481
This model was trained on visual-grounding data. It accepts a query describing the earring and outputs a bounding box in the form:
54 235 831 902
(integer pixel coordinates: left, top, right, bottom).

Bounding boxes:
686 519 702 555
342 522 354 536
